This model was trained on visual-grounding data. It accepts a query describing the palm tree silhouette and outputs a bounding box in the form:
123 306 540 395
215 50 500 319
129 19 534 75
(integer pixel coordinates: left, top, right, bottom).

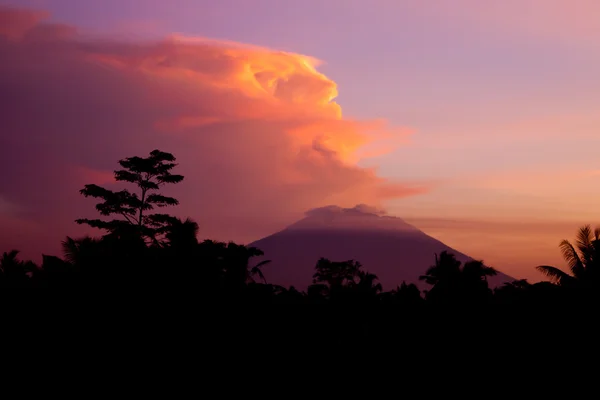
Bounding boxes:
354 271 383 295
462 260 497 283
388 282 423 304
419 251 462 285
249 259 271 284
419 251 497 303
536 224 600 286
61 236 102 266
0 250 35 288
0 250 21 270
211 243 272 287
165 217 199 249
241 245 271 284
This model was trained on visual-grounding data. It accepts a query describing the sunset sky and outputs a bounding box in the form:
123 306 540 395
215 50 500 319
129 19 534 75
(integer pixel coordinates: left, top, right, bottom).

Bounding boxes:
1 0 599 281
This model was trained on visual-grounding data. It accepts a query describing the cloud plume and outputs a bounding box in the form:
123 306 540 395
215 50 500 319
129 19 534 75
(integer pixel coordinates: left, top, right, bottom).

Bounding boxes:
0 7 425 256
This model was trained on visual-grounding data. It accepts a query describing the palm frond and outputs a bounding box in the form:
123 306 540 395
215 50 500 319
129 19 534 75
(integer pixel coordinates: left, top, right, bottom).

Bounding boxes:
2 249 20 260
0 250 21 271
575 225 593 255
252 260 272 269
559 240 585 277
61 237 78 264
250 260 271 283
251 268 266 284
419 274 437 285
536 265 572 284
21 260 39 273
575 225 595 267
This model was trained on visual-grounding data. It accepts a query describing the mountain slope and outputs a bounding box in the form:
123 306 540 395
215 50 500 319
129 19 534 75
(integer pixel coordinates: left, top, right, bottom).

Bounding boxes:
249 205 514 291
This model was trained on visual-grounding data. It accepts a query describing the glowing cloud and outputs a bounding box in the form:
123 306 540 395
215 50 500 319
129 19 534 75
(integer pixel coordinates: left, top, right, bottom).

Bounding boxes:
0 7 425 256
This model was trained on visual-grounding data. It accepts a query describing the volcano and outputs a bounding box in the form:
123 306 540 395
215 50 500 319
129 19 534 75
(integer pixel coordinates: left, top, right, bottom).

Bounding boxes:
249 205 514 291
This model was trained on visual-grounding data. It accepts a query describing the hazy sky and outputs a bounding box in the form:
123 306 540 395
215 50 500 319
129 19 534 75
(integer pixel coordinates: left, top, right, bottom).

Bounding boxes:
1 0 599 280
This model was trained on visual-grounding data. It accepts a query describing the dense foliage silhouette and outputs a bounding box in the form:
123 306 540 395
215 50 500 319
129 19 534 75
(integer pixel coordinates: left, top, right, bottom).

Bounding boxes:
1 150 598 310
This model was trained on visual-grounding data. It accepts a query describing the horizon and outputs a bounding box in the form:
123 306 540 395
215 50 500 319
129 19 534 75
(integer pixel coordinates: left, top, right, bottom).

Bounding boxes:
1 1 599 283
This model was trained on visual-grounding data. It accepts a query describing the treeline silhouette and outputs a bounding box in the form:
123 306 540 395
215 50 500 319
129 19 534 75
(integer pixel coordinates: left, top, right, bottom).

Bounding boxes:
1 150 598 309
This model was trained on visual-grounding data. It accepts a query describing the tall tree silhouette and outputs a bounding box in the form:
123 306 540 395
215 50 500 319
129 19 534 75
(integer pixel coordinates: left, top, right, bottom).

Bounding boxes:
76 150 184 242
536 224 600 286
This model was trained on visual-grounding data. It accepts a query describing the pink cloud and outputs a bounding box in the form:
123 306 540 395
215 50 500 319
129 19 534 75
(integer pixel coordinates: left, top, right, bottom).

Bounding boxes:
0 6 47 40
76 167 116 186
0 7 426 257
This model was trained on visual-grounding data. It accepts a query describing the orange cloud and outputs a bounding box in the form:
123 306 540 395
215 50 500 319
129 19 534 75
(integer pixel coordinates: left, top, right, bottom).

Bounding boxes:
0 7 425 257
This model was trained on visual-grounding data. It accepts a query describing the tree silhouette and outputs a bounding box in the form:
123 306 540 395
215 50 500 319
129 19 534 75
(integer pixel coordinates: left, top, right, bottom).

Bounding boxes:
536 224 600 286
165 217 200 250
33 255 76 288
494 279 532 305
383 281 423 305
222 243 271 286
353 270 383 295
61 236 102 266
187 240 271 291
420 251 497 303
0 250 36 288
0 250 21 271
309 258 382 302
462 260 497 284
76 150 184 242
419 251 462 286
312 258 362 288
250 259 271 284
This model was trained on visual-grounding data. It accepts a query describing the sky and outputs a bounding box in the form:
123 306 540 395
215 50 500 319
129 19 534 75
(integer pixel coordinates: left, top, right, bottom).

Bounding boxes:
1 0 599 281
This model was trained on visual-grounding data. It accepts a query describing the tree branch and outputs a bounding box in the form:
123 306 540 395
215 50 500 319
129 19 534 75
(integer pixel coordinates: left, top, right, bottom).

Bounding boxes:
121 212 135 224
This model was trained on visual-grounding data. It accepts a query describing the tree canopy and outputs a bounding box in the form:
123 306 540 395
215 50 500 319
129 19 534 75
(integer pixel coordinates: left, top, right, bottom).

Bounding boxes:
76 149 184 242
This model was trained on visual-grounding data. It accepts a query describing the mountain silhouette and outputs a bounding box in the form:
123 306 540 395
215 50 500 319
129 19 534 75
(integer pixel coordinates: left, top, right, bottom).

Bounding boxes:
249 205 514 290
